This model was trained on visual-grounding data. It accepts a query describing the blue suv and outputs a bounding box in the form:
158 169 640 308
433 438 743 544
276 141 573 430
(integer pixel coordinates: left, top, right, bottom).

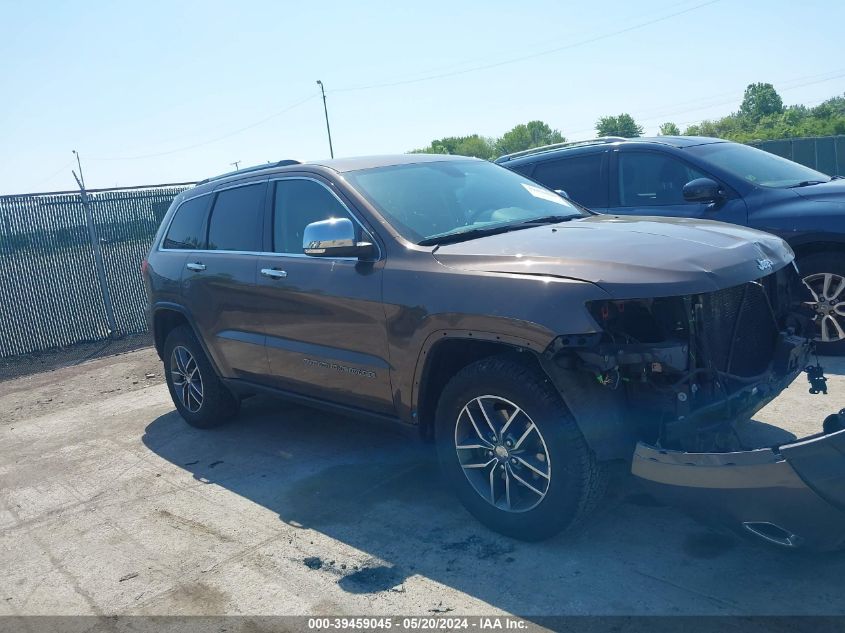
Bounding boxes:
497 136 845 352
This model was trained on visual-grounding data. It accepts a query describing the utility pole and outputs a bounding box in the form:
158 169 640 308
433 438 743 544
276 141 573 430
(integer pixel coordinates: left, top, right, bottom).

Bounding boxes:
230 160 241 171
72 149 85 188
316 80 334 158
71 156 118 339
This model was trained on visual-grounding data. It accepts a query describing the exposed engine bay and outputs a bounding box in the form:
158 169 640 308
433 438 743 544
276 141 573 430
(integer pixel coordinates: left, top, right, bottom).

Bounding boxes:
543 264 845 550
550 263 814 454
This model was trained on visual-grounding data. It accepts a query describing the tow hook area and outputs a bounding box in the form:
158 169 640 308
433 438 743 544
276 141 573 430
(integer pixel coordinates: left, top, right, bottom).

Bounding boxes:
631 426 845 551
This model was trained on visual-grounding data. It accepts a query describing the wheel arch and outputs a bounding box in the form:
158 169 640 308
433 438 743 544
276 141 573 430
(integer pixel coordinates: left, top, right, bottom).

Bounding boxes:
791 237 845 265
150 304 222 377
412 331 634 460
152 304 189 359
412 333 547 441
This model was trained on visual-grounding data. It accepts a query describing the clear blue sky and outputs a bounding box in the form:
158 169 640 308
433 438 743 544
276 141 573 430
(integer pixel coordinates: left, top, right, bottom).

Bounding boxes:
1 0 843 194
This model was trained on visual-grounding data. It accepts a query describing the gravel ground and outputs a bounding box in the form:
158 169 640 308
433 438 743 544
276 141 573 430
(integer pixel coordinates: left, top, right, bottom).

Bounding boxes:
2 347 845 618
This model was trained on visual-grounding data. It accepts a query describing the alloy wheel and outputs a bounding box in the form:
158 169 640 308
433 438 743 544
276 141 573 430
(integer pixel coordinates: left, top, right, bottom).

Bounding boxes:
170 345 204 413
804 273 845 342
454 395 551 513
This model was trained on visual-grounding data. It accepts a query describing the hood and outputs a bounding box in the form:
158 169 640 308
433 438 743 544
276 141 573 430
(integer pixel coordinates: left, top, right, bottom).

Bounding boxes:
791 179 845 205
432 215 793 299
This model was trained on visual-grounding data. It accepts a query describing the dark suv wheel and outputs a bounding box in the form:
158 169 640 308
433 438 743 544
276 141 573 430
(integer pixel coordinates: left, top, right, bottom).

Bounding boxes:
434 356 606 541
163 325 240 428
800 252 845 355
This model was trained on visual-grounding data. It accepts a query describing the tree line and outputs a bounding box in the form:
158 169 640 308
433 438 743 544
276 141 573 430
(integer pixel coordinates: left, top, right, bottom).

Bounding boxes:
409 84 845 158
409 121 565 160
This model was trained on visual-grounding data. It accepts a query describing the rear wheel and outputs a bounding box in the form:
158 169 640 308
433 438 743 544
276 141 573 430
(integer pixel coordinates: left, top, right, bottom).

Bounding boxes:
163 325 239 428
434 356 606 541
799 252 845 355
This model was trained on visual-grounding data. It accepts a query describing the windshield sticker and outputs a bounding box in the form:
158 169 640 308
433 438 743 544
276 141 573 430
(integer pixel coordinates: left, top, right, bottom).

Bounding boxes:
521 183 569 205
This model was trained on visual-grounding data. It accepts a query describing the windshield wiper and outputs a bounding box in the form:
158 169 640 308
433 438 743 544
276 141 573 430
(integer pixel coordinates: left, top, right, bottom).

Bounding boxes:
419 215 579 246
787 180 828 188
517 214 580 225
419 225 519 246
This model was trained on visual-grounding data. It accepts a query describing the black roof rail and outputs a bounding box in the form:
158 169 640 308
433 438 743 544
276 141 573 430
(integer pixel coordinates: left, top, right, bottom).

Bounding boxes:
494 137 628 163
196 159 302 185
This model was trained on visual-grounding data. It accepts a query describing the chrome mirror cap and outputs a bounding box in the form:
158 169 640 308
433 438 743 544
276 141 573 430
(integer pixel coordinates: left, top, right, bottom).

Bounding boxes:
303 217 373 258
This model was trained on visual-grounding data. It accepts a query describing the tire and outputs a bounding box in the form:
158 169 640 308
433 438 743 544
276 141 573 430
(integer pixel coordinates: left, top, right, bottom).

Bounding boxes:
798 252 845 356
163 325 239 428
434 356 606 541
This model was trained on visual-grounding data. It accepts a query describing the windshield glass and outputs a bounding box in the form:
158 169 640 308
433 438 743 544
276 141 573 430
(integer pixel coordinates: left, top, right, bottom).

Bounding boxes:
688 142 830 188
343 159 584 244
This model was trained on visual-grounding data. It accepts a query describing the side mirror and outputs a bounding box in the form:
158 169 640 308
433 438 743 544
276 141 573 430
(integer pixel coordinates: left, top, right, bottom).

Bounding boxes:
683 178 724 203
303 217 374 259
554 189 570 200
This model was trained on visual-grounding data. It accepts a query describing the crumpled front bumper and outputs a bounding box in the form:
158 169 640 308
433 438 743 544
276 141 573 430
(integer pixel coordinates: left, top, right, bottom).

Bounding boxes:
632 424 845 551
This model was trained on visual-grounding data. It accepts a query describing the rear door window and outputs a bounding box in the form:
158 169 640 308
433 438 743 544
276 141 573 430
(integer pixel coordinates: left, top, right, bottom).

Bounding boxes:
531 152 608 207
163 195 209 249
207 183 266 252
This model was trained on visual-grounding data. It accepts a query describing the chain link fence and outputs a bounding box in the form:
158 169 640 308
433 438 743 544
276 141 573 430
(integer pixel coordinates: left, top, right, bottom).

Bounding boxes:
0 183 194 379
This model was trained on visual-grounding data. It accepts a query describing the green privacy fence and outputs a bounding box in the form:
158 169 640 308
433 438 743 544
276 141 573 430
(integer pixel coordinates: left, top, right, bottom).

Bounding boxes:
750 135 845 176
0 183 194 359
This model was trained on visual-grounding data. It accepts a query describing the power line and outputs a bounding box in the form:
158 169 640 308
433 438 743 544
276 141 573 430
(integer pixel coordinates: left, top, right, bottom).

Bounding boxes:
331 0 700 89
24 160 74 191
632 71 845 127
627 68 845 121
634 70 845 123
88 94 316 161
66 0 719 165
330 0 722 93
563 70 845 139
672 94 839 131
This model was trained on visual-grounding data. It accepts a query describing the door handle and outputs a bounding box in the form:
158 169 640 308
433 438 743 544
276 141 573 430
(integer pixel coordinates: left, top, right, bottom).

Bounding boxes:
186 262 206 272
260 268 288 279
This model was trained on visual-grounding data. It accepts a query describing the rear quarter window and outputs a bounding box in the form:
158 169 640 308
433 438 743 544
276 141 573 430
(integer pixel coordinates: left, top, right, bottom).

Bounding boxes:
509 163 535 177
163 195 209 250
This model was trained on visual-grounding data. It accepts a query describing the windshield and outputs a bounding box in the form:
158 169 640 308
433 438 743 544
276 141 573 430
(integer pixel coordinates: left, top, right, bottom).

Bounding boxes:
343 159 585 244
688 142 830 188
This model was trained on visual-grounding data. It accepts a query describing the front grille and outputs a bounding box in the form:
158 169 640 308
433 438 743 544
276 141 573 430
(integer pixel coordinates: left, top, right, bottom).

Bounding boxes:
699 279 779 377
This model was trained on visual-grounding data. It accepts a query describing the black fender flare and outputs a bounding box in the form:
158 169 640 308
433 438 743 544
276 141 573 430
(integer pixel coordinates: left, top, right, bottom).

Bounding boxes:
539 355 637 462
149 302 224 378
408 328 549 425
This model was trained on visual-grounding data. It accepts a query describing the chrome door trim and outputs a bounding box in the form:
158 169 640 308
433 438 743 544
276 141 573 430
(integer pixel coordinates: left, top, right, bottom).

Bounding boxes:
156 179 268 254
158 176 382 262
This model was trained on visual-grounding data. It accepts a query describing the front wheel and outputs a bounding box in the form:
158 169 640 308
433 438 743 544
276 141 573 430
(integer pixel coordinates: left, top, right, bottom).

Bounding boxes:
434 356 606 541
800 252 845 355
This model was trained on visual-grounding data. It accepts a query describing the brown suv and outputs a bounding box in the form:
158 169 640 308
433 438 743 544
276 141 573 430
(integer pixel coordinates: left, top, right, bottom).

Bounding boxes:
144 154 845 549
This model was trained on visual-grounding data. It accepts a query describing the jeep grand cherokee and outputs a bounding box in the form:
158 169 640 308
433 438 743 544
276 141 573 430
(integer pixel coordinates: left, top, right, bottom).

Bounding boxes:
143 155 845 549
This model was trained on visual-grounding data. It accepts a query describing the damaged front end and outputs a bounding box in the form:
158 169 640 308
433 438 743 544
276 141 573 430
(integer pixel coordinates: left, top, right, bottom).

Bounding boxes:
544 263 845 550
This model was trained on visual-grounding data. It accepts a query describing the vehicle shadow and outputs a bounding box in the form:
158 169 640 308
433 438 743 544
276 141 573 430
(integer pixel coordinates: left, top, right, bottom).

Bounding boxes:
736 418 798 446
143 396 845 615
